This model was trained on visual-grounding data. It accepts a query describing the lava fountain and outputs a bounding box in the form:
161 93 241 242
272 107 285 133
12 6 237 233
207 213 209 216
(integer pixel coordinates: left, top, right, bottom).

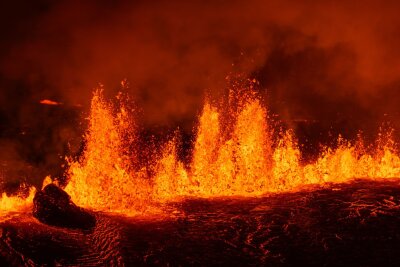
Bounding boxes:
2 80 400 266
62 81 400 212
2 80 400 216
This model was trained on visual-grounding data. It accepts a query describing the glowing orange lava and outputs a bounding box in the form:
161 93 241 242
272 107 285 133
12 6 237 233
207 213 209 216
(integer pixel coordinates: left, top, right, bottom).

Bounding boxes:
40 99 62 105
62 83 400 214
64 90 153 215
0 177 53 219
0 187 36 220
2 81 400 217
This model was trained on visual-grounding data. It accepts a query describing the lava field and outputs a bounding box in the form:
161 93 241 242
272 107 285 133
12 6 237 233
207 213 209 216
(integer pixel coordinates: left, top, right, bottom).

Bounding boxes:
1 179 400 266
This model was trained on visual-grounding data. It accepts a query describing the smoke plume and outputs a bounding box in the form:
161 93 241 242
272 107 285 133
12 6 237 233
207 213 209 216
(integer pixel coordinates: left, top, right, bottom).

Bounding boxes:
1 0 400 184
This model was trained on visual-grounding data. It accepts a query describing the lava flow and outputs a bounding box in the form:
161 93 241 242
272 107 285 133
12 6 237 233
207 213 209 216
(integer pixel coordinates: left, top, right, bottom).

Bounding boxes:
2 81 400 216
63 82 400 213
0 187 35 218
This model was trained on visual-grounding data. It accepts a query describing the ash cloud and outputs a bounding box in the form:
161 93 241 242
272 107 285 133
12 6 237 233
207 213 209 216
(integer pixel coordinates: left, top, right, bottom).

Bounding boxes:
1 0 400 183
2 0 400 125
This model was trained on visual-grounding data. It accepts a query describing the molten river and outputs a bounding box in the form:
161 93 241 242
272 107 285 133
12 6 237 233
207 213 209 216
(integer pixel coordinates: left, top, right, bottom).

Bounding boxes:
2 85 400 215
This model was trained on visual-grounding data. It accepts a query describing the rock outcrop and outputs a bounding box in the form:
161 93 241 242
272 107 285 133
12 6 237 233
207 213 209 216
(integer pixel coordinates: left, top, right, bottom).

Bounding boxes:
33 184 95 229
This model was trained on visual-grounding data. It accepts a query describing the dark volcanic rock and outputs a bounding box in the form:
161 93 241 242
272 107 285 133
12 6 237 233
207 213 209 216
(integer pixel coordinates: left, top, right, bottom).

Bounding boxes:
33 184 95 229
2 179 400 266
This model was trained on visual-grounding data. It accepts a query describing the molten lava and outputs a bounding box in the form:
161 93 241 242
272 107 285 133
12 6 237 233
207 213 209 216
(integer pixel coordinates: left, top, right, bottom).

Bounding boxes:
2 81 400 217
39 99 62 105
63 83 400 213
0 187 36 219
64 90 153 215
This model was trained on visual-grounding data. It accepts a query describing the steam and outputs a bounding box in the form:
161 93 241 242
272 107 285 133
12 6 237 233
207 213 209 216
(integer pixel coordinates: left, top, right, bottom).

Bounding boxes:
0 0 400 184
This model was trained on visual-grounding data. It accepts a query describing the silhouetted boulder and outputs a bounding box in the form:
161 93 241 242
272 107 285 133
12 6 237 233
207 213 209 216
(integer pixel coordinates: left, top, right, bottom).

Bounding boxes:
33 184 95 229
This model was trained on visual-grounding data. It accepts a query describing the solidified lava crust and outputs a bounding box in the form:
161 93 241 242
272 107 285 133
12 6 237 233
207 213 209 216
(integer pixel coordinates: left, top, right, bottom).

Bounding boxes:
33 184 96 230
1 179 400 266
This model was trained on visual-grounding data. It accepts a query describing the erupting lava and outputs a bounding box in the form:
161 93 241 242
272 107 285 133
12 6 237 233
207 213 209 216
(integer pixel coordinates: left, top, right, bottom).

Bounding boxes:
2 80 400 216
0 187 36 218
39 99 62 105
65 90 153 214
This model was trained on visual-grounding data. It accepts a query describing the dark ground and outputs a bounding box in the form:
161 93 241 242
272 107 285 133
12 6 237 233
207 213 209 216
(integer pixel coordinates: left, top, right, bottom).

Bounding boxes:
1 179 400 266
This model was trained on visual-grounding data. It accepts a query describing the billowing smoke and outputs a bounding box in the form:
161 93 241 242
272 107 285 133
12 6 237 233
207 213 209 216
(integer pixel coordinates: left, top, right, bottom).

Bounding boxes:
1 0 400 185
